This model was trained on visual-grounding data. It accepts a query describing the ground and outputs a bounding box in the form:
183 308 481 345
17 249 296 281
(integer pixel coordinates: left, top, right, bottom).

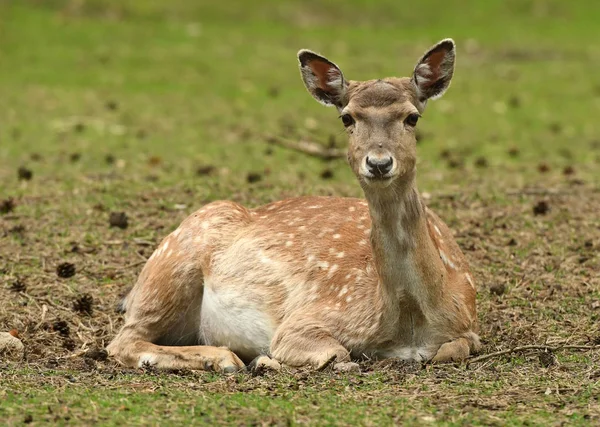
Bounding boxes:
1 0 599 425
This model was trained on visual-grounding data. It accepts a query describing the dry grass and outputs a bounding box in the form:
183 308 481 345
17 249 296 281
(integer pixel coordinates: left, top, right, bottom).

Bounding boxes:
1 0 600 424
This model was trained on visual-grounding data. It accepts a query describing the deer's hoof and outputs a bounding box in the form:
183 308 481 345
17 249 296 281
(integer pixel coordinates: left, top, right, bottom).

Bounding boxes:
248 355 282 375
333 361 360 373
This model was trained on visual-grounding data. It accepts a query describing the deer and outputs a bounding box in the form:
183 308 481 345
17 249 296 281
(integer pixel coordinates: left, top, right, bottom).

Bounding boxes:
107 39 480 373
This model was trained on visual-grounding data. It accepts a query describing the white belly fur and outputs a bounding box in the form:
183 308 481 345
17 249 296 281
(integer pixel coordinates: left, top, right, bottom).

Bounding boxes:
377 345 437 362
200 284 275 360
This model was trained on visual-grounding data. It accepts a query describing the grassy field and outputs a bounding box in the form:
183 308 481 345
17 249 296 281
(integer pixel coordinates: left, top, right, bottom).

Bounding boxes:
1 0 599 424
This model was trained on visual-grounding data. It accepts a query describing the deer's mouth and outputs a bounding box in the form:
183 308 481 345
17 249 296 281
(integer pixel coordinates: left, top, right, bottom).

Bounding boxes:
361 174 395 188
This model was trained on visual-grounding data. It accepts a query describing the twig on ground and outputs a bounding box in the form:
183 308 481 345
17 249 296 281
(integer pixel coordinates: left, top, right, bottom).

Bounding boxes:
102 260 146 271
467 344 600 364
265 135 345 160
132 238 155 246
116 260 146 270
316 354 338 371
134 251 149 262
506 188 566 196
0 214 23 220
36 297 72 313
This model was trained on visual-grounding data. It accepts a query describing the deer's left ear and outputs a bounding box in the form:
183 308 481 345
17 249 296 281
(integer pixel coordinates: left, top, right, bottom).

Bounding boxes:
412 39 456 102
298 50 348 109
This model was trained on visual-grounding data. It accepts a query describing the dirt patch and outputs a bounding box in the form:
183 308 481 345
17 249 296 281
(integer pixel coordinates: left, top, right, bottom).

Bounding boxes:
1 181 598 377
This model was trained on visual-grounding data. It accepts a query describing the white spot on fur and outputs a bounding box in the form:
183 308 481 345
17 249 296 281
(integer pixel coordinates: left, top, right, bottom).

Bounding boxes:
259 250 273 265
359 239 367 246
336 251 345 258
465 273 475 289
346 296 353 303
333 234 341 239
439 249 457 270
172 228 182 237
285 241 293 247
317 261 329 270
348 206 356 212
328 264 339 277
433 224 443 237
201 221 209 230
338 286 348 297
166 249 173 258
299 225 306 231
307 205 321 209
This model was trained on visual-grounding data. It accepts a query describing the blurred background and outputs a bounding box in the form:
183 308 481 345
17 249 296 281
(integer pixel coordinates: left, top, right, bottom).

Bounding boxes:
1 0 599 197
1 1 600 424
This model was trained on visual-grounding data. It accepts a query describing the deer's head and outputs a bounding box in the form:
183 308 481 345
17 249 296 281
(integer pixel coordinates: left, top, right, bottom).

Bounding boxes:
299 40 455 192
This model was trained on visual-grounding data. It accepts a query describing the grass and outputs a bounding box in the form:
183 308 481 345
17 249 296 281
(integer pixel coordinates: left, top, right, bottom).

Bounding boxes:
1 0 599 425
2 362 597 425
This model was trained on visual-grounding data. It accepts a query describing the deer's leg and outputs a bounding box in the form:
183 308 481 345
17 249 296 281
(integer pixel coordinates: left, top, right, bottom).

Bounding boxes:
107 226 244 372
108 335 244 372
432 332 481 363
270 315 350 369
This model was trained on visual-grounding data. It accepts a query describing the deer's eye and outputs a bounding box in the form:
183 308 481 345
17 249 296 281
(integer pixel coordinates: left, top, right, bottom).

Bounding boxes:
341 114 355 127
404 113 420 127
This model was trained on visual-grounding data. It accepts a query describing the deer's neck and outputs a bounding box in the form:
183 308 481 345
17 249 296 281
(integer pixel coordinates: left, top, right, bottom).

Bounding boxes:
364 175 444 315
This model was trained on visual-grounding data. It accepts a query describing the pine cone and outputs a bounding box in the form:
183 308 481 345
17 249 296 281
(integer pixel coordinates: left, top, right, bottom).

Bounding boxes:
56 262 76 278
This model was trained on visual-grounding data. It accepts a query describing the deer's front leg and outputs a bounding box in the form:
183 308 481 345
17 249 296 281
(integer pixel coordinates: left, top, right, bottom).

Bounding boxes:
432 333 481 363
269 314 351 369
108 334 245 372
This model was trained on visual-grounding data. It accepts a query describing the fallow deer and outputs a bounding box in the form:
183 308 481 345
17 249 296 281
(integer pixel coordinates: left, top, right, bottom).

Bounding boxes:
107 39 480 372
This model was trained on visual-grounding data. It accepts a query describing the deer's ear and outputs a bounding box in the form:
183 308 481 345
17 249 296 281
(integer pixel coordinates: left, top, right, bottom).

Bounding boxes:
412 39 456 102
298 50 348 108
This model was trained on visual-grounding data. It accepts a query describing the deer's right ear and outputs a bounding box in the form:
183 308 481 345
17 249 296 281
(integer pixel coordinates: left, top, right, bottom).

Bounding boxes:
298 50 347 109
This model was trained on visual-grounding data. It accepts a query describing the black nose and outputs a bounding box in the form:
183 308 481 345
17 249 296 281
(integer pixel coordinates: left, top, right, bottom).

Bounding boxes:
366 156 393 177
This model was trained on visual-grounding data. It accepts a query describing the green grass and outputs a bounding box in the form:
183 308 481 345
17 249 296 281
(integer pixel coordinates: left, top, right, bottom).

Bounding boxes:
1 0 599 425
1 364 597 425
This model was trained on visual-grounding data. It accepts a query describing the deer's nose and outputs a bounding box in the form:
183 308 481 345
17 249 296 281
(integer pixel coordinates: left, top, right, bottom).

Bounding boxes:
366 156 393 177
